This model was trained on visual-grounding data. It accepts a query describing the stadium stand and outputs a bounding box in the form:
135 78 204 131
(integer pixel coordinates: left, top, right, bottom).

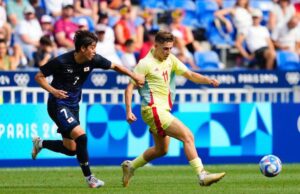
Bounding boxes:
276 51 300 70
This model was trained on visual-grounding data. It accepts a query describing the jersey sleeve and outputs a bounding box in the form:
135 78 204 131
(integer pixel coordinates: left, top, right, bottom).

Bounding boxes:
39 57 59 77
171 54 188 75
93 54 112 70
130 60 149 85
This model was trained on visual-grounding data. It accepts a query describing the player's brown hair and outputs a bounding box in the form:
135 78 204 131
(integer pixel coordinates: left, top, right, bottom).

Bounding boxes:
155 31 175 44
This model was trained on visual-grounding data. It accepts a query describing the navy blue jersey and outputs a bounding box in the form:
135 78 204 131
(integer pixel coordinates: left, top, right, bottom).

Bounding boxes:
40 51 112 108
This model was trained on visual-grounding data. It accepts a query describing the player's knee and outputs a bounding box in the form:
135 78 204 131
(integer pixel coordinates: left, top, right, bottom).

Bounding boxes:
155 147 168 156
183 132 194 145
75 134 87 147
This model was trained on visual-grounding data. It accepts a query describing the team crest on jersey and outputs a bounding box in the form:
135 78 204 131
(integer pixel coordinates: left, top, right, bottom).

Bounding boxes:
67 69 73 73
84 67 90 72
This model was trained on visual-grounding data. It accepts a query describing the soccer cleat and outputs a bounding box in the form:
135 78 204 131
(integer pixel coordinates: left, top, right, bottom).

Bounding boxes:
86 175 105 188
199 171 226 186
121 160 134 187
31 136 42 160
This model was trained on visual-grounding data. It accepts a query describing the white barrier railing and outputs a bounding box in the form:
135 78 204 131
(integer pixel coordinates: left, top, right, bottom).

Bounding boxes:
1 86 300 104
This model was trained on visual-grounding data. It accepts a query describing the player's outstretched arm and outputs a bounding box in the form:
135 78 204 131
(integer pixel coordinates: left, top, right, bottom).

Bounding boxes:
125 82 137 124
111 63 145 87
182 70 219 87
34 71 68 99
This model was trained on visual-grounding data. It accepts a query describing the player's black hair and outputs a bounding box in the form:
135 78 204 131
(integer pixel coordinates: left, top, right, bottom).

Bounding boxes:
155 31 174 44
74 30 98 52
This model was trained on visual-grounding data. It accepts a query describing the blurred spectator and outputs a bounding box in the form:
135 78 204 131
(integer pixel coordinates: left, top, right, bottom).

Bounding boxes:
33 35 56 67
268 0 295 32
121 39 136 70
97 11 115 43
214 0 253 35
170 9 201 54
44 0 73 18
272 16 300 54
140 9 157 42
29 0 45 21
171 30 198 70
40 15 55 41
235 9 276 70
54 3 78 51
139 29 158 60
0 0 12 44
99 0 131 15
14 6 43 64
74 0 98 23
214 0 224 9
0 39 25 70
77 18 89 31
294 0 300 16
114 5 144 50
7 0 32 27
95 24 122 65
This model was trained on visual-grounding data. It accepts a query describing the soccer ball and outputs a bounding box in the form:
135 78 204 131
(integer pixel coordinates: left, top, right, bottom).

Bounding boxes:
259 155 282 177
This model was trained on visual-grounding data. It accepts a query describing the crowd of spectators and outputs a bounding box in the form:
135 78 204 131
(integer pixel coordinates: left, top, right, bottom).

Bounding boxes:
1 0 300 71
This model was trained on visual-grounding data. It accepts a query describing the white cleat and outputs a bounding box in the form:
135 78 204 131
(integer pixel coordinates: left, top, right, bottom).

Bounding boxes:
121 160 134 187
31 136 42 160
199 171 226 186
86 175 105 188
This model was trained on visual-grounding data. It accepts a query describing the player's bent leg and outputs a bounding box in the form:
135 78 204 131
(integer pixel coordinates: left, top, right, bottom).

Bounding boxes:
143 133 170 161
31 136 42 160
164 118 198 160
165 118 226 186
71 126 104 188
122 134 170 187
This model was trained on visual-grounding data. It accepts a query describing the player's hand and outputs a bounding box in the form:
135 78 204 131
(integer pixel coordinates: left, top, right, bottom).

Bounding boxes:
133 73 145 88
52 89 68 99
126 112 137 124
209 78 220 87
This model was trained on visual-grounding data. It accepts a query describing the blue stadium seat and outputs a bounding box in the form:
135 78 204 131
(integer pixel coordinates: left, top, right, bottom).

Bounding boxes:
196 0 218 29
194 51 220 69
140 0 167 9
276 51 300 70
167 0 196 11
167 0 198 27
222 0 236 8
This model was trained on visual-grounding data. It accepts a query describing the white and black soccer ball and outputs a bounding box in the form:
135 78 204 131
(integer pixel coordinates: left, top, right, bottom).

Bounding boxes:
259 155 282 177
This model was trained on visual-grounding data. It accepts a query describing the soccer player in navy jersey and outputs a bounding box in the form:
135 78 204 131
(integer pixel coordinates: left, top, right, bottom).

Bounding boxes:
32 30 144 188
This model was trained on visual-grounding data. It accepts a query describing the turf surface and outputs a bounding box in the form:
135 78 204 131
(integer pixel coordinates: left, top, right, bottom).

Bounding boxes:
0 164 299 194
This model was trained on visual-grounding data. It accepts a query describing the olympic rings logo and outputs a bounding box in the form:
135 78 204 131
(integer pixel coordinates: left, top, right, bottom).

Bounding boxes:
286 72 300 85
91 73 107 86
14 73 30 86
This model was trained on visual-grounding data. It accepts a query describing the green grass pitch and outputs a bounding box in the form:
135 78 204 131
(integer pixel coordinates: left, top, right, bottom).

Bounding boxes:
1 164 300 194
